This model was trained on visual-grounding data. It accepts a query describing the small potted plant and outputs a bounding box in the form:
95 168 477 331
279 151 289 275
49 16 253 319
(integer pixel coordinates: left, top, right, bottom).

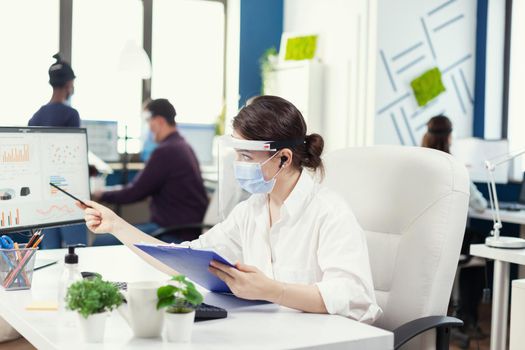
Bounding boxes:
65 278 123 343
157 275 203 342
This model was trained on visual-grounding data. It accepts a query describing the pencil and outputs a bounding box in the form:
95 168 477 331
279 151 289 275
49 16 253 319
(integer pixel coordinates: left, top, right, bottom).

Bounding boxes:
13 242 30 286
26 234 39 248
3 236 43 288
32 235 44 248
13 243 22 261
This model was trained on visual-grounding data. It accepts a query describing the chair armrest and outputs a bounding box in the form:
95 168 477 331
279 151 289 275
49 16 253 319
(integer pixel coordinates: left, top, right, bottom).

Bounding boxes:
150 224 214 239
393 316 463 350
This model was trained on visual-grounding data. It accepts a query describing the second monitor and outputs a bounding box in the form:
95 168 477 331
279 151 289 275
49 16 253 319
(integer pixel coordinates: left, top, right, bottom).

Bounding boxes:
177 123 215 166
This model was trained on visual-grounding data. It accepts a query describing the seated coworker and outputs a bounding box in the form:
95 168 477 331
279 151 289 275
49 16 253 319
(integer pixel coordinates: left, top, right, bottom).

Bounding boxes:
422 115 488 337
92 99 208 245
422 115 487 212
27 54 86 248
78 96 381 322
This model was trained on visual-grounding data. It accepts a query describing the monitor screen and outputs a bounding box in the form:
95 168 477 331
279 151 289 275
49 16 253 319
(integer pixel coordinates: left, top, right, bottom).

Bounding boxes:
0 127 90 233
81 120 119 162
519 172 525 205
177 123 215 166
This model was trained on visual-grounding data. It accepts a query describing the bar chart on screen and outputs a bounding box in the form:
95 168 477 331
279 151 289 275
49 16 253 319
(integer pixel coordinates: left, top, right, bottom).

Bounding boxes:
0 209 21 227
0 144 30 163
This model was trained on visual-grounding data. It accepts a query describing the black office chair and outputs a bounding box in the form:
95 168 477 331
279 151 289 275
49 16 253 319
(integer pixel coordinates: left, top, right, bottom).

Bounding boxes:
149 223 214 243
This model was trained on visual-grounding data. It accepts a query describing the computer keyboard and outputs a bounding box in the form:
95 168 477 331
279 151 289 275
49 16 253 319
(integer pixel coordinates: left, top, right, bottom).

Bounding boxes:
111 281 227 321
194 302 228 321
498 202 525 211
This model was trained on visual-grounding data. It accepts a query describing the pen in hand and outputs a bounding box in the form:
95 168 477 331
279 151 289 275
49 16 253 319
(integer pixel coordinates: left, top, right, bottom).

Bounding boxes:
49 183 91 208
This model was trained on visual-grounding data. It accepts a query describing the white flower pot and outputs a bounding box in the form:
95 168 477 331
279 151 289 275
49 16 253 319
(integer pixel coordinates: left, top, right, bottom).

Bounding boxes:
77 312 108 343
165 310 195 343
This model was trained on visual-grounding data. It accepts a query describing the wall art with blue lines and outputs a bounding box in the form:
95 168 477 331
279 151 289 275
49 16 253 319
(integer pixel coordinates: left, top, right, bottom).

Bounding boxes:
375 0 476 146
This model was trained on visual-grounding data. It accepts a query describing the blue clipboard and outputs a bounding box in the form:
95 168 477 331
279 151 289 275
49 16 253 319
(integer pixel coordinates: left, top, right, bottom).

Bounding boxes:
134 243 234 293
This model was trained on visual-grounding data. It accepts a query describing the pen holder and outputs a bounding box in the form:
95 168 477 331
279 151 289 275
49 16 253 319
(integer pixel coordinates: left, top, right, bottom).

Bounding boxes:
0 245 38 291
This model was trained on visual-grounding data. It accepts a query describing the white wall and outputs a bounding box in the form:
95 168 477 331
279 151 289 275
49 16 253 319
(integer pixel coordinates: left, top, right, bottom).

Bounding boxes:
375 0 477 146
284 0 377 151
507 0 525 178
484 0 505 139
224 0 241 135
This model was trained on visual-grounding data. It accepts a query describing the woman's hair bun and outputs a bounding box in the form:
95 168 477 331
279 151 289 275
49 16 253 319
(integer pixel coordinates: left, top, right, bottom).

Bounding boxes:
303 133 324 171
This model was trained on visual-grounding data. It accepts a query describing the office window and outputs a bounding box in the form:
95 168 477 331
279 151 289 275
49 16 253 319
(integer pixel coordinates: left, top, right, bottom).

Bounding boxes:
151 0 225 125
72 0 144 150
507 0 525 178
0 0 59 126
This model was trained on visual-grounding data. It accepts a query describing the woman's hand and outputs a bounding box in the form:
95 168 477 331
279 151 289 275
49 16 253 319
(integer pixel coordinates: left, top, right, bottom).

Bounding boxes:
208 261 283 302
75 200 123 234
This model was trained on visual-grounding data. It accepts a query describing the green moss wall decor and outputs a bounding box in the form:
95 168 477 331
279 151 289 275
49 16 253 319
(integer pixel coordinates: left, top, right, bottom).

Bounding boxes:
410 67 446 107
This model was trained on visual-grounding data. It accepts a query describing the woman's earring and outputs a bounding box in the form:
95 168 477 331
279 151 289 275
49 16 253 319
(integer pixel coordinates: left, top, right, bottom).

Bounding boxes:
279 156 288 168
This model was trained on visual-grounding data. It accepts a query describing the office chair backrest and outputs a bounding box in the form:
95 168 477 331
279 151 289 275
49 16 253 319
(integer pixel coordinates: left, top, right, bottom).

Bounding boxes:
323 146 469 349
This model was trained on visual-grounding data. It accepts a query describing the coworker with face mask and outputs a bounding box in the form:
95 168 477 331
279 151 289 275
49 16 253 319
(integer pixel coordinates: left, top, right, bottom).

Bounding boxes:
91 98 208 244
77 96 381 322
29 54 79 127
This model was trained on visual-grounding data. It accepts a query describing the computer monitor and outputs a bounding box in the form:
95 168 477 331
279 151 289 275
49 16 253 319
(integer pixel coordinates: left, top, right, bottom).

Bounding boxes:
0 127 90 233
519 172 525 205
81 120 119 162
451 138 510 184
177 123 216 166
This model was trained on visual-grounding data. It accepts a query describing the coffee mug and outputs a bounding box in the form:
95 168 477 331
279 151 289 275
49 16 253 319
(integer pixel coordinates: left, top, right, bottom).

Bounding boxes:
118 281 164 338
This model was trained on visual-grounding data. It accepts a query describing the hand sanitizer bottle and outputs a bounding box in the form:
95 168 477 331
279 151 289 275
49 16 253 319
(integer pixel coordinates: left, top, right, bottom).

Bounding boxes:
58 246 83 313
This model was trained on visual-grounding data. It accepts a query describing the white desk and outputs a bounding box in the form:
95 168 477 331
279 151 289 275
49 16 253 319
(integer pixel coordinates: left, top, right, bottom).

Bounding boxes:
470 244 525 350
469 207 525 278
0 246 393 349
468 208 525 226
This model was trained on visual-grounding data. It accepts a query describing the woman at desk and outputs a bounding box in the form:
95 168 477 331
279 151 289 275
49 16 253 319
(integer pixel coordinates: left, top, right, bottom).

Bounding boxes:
78 96 382 323
421 115 488 338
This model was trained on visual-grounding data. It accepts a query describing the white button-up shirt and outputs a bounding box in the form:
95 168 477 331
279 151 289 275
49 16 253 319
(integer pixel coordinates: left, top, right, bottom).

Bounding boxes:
189 171 382 323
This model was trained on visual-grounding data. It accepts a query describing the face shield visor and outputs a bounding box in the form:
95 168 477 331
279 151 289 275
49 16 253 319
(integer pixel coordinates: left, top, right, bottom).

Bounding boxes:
215 135 305 221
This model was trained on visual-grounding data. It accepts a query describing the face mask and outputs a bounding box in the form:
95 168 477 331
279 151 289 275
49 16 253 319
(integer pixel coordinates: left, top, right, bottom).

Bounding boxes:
234 153 283 194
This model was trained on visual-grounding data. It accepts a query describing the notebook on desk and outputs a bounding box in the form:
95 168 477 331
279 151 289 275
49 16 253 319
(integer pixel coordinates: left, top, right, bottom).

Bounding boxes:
134 243 235 293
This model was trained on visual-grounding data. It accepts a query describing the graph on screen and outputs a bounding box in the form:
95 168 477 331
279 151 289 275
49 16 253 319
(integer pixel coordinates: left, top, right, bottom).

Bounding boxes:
36 204 75 220
0 128 90 232
0 209 20 227
50 143 81 165
1 144 30 163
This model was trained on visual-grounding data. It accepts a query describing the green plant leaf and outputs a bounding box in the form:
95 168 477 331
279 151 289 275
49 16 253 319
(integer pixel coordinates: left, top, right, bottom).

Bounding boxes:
65 277 123 318
157 295 175 310
157 275 203 311
157 285 177 299
171 275 186 283
185 286 204 306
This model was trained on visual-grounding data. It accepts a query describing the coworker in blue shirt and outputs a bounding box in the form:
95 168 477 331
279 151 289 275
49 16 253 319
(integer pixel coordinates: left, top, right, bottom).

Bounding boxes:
27 54 86 249
28 54 80 127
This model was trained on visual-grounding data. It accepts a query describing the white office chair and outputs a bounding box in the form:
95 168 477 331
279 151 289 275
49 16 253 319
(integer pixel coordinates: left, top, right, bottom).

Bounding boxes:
323 146 470 350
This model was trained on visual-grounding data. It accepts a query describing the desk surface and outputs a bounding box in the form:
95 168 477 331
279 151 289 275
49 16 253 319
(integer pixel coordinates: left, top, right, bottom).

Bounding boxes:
0 246 393 350
469 208 525 225
470 244 525 265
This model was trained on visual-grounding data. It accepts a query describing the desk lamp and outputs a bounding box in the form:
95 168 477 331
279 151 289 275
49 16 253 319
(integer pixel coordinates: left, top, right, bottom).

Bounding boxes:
485 148 525 248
